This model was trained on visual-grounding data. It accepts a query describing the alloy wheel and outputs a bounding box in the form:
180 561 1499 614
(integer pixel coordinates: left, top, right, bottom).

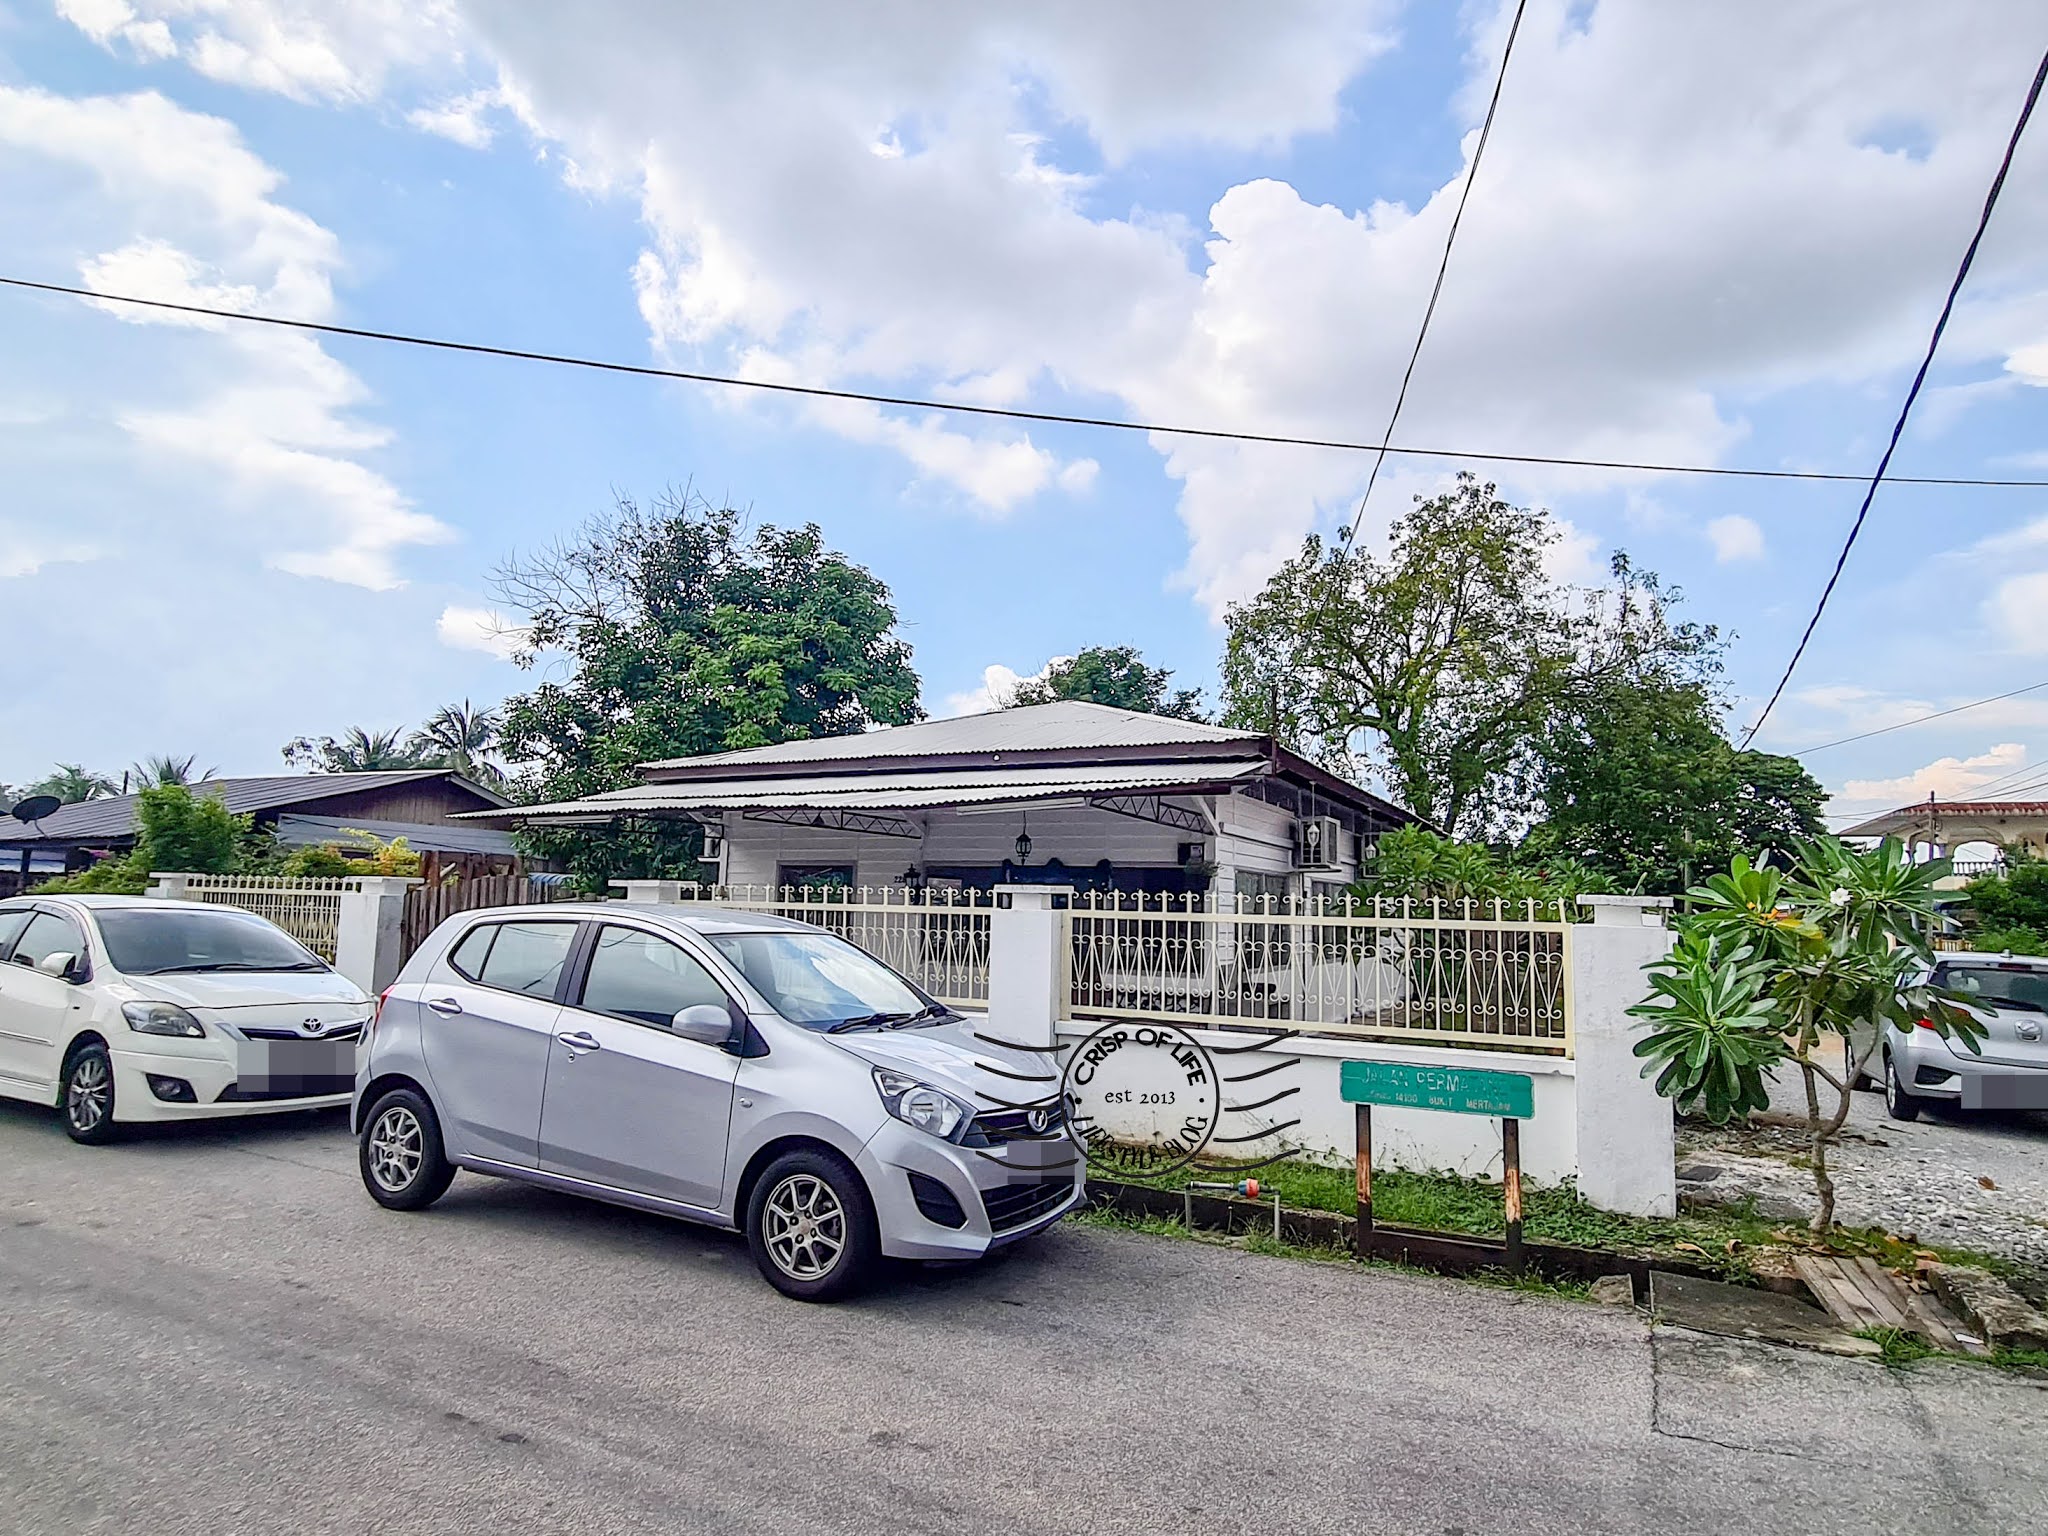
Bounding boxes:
762 1173 847 1280
66 1055 111 1135
367 1105 425 1194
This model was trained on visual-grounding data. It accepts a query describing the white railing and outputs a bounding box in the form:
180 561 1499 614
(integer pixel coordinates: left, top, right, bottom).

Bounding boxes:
1949 858 2005 877
1066 893 1576 1056
675 885 993 1007
171 874 351 961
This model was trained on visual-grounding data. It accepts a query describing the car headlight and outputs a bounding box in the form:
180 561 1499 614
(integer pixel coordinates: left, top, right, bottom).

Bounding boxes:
873 1068 968 1140
122 1000 206 1039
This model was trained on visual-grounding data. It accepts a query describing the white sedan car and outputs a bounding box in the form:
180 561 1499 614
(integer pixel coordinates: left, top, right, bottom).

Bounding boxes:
0 894 373 1143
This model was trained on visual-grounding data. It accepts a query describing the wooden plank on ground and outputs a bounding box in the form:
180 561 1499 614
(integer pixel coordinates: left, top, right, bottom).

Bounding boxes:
1792 1256 1886 1332
1846 1258 1915 1330
1899 1287 1972 1353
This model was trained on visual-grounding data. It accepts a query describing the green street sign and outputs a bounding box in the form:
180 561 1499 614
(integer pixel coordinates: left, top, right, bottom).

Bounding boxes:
1340 1060 1534 1119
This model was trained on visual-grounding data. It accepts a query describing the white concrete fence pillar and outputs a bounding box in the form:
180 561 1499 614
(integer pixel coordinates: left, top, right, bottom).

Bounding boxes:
147 871 193 900
1571 895 1677 1217
984 886 1073 1051
611 880 693 904
334 877 420 996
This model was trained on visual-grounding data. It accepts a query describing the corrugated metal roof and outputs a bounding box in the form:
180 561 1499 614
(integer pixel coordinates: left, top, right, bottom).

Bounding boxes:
0 771 508 846
640 701 1261 773
460 759 1268 822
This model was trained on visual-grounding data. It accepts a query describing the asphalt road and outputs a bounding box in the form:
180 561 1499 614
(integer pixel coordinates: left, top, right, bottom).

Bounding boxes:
2 1101 2044 1536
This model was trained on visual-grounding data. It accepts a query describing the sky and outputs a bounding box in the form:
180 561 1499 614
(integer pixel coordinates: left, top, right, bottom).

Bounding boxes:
3 0 2048 833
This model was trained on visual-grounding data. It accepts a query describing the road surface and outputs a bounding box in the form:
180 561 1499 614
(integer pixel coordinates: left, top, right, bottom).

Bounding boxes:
2 1101 2042 1534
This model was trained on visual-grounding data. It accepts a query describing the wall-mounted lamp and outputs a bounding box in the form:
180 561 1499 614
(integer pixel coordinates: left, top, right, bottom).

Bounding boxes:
1015 812 1033 864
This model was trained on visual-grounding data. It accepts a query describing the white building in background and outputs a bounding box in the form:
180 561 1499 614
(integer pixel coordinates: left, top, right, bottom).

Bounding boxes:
472 701 1419 903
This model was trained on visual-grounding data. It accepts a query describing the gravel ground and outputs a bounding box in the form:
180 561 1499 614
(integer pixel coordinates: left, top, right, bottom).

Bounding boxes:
1678 1064 2048 1278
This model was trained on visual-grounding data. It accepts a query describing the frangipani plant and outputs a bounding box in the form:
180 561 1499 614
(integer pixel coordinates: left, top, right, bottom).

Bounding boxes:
1630 839 1982 1231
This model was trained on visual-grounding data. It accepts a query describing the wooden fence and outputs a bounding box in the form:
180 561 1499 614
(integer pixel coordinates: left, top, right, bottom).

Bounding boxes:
399 875 578 964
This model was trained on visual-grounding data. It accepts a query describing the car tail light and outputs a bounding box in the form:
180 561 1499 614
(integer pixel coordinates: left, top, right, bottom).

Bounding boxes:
366 988 392 1047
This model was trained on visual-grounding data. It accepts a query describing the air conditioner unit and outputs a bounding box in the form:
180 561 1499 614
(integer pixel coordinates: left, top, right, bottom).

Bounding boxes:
1293 815 1344 871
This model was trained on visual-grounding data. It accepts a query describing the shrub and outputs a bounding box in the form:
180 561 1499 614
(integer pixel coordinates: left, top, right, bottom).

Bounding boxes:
1968 926 2046 956
34 856 150 896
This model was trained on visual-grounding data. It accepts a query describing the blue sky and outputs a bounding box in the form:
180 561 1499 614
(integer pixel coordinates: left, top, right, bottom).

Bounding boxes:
3 1 2048 831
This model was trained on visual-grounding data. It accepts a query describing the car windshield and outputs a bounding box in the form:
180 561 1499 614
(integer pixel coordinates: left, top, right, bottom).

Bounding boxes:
96 907 327 976
1938 964 2048 1014
705 930 934 1029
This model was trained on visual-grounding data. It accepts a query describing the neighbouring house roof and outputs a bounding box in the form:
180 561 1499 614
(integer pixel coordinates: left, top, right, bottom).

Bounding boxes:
1842 800 2048 838
468 702 1419 832
0 770 510 848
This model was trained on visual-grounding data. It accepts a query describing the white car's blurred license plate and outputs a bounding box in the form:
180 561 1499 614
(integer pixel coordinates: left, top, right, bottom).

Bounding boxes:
235 1040 355 1092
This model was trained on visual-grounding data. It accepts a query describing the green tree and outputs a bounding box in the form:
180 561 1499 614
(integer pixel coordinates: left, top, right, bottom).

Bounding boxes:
1219 475 1715 835
492 489 923 889
1007 645 1206 720
1961 856 2048 942
1524 674 1826 893
406 701 506 786
37 784 249 895
282 727 421 772
30 764 118 804
1630 840 1977 1231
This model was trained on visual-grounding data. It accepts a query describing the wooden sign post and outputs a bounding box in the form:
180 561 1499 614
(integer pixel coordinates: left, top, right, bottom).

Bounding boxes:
1340 1061 1536 1272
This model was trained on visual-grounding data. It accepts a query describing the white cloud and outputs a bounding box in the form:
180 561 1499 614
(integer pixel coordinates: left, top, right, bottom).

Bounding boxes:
1705 513 1765 563
66 3 2048 617
943 656 1067 717
408 89 501 149
0 88 448 589
1987 570 2048 654
2008 335 2048 386
0 534 100 580
1835 743 2029 814
436 604 525 659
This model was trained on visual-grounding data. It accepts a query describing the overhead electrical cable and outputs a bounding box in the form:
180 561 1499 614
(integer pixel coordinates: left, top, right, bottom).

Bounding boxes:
1338 0 1530 549
1738 44 2048 749
1791 679 2048 755
4 273 2047 491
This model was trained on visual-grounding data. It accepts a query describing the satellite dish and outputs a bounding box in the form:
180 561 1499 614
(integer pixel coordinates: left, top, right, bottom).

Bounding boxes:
11 794 61 824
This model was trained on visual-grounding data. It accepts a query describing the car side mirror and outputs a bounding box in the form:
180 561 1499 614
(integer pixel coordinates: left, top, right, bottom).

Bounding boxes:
671 1004 735 1046
36 951 79 981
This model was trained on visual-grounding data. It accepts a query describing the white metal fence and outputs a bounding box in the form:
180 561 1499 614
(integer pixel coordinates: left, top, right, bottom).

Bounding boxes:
174 874 350 961
1066 893 1575 1055
676 885 994 1007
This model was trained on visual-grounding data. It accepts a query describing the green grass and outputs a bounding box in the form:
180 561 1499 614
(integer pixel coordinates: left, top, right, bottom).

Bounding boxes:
1857 1326 1937 1368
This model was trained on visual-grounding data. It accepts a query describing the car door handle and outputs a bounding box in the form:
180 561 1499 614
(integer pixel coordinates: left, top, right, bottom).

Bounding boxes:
556 1030 601 1052
426 997 463 1016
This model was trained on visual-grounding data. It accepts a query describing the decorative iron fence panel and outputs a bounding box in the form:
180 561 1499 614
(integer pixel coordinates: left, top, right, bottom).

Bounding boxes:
1066 893 1575 1055
677 885 993 1007
176 875 349 962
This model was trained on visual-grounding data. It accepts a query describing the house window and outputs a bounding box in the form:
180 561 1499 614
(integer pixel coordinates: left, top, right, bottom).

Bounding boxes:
777 863 854 894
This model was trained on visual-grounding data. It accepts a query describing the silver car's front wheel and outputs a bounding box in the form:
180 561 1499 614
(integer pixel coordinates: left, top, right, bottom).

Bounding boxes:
745 1150 878 1301
367 1105 424 1194
762 1173 847 1280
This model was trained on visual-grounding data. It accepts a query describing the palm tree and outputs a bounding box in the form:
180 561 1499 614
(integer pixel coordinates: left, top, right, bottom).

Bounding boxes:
30 764 118 804
328 727 420 772
407 701 505 786
128 753 215 789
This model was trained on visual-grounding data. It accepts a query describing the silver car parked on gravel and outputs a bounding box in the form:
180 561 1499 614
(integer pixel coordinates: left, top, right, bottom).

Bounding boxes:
1881 952 2048 1120
353 902 1082 1299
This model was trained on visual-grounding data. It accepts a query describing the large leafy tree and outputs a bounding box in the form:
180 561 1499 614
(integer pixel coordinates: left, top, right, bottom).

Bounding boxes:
493 490 922 888
1219 475 1715 836
1007 646 1206 720
1524 674 1826 893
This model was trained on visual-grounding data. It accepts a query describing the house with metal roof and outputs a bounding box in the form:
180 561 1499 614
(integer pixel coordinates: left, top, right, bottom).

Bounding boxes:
0 770 517 894
469 701 1417 900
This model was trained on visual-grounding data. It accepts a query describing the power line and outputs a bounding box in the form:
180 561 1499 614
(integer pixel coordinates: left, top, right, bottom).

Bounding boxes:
1739 44 2048 749
5 272 2048 491
1340 0 1529 549
1791 679 2048 755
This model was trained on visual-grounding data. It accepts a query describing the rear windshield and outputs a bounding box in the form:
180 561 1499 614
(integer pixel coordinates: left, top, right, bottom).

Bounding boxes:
96 907 326 976
1937 964 2048 1014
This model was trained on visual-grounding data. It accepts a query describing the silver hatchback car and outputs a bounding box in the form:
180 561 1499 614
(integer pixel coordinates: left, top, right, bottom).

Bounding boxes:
353 902 1082 1299
1882 952 2048 1120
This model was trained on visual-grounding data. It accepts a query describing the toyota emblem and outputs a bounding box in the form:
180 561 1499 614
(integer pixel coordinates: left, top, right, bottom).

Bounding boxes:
1026 1107 1053 1135
303 1017 326 1036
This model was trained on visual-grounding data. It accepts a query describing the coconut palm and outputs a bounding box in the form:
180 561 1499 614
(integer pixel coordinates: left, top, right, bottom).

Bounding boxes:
30 764 118 804
282 728 420 773
407 701 505 786
128 753 215 789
